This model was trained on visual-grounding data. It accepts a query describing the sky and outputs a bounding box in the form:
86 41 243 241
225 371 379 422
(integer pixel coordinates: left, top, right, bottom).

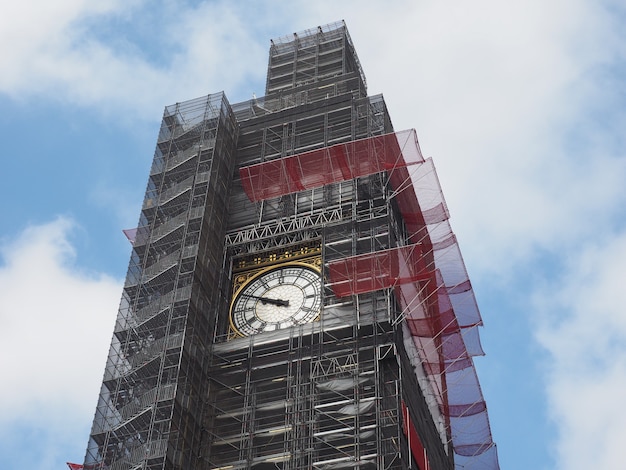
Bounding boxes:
0 1 625 469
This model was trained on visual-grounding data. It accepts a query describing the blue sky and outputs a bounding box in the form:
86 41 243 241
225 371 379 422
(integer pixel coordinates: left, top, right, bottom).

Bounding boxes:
1 1 625 469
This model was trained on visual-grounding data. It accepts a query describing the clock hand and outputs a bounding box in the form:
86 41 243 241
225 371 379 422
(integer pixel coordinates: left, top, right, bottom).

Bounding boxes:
240 293 289 307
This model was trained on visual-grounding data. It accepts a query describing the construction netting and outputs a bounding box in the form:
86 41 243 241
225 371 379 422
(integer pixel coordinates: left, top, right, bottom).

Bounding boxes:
122 228 137 245
239 129 423 202
238 130 499 469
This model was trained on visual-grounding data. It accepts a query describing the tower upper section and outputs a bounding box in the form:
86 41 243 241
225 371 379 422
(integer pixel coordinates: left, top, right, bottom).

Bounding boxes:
265 21 367 104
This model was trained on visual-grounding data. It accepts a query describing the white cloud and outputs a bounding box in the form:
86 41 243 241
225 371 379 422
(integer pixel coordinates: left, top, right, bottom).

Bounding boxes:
0 217 121 426
535 232 626 470
0 0 137 93
0 1 272 120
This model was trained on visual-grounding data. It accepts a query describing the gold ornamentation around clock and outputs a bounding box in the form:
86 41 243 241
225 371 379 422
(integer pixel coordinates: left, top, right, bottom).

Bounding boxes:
229 261 322 337
233 242 321 273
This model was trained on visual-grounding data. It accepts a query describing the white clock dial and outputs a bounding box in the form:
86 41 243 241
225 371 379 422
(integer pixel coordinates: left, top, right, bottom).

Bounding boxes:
230 263 322 337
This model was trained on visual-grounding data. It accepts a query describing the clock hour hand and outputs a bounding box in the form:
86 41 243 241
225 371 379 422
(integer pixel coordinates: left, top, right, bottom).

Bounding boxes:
240 293 289 307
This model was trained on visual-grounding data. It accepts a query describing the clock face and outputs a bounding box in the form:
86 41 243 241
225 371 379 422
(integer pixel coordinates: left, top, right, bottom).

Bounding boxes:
230 263 322 337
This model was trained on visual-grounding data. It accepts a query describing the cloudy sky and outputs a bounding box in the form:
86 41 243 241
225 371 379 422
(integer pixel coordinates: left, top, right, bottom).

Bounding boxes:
1 1 625 469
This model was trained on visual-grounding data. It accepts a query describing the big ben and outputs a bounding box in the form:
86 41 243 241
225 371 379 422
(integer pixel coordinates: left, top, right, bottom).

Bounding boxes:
82 21 499 470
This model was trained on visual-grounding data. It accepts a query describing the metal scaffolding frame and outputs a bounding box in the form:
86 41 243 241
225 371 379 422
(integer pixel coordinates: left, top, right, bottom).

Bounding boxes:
83 21 498 470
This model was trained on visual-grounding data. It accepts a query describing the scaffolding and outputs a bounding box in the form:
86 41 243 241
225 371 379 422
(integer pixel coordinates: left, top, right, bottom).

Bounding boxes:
83 21 498 470
223 130 497 469
83 92 239 470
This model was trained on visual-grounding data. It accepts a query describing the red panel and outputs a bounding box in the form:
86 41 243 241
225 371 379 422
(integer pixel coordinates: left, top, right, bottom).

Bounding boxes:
327 244 431 298
402 401 431 470
239 129 423 202
389 164 430 244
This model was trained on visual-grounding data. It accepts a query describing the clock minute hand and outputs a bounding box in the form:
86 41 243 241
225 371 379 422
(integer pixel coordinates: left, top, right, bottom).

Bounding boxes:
241 293 289 307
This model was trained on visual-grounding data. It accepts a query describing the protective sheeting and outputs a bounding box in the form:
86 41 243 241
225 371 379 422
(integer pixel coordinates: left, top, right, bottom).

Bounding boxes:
336 400 376 416
316 377 370 391
122 228 137 245
327 244 431 298
239 129 423 202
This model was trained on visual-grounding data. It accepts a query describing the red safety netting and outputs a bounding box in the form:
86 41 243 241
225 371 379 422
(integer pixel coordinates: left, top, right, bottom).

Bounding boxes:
327 244 431 298
239 129 424 202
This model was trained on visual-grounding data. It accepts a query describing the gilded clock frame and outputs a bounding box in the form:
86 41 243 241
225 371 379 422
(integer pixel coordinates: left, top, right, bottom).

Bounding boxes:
229 243 322 338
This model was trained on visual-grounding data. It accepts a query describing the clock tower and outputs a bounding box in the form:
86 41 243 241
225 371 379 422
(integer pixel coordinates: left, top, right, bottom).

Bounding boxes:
83 21 499 470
